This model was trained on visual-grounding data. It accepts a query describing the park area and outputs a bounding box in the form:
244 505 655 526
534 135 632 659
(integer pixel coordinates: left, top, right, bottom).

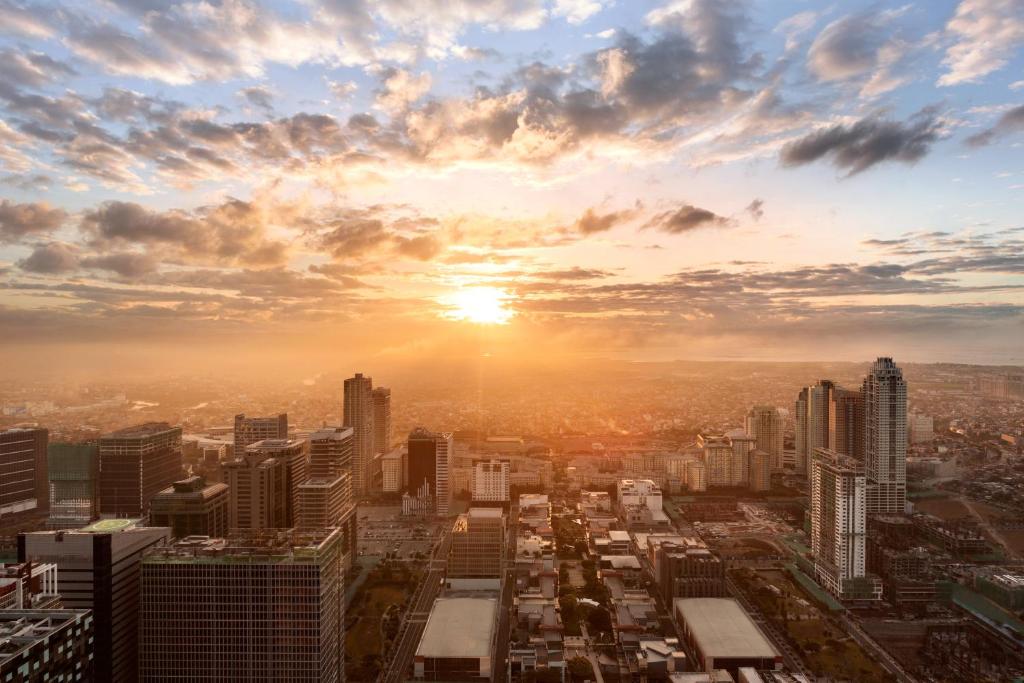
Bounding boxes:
730 567 889 682
345 561 420 681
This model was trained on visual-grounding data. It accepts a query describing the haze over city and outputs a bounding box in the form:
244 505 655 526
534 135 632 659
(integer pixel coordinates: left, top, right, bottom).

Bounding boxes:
1 1 1024 683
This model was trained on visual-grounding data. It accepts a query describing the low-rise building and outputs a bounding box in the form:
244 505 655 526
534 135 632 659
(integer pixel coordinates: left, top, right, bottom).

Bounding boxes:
673 598 781 676
414 597 498 680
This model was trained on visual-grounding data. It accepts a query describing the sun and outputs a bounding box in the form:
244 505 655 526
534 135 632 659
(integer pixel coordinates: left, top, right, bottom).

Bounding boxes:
442 286 515 325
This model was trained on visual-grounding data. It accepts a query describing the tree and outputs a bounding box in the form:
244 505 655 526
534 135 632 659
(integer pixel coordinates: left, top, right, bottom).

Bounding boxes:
568 656 594 681
587 607 613 634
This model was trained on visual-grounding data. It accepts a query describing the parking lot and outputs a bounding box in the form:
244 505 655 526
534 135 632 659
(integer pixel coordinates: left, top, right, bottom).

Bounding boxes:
357 504 442 559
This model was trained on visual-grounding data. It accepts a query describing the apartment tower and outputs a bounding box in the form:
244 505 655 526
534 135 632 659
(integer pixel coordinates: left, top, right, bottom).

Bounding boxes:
0 427 49 519
863 357 908 515
98 423 183 518
343 373 374 498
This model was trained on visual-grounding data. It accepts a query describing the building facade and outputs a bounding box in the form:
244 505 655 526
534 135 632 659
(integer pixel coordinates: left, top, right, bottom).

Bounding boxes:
233 413 288 453
372 387 392 456
0 427 48 519
138 529 345 682
407 428 453 516
98 423 183 519
863 358 907 515
471 459 510 504
246 439 309 527
46 442 98 529
18 519 170 682
222 450 288 530
343 373 374 499
448 508 505 587
744 406 784 472
149 476 229 538
0 610 94 682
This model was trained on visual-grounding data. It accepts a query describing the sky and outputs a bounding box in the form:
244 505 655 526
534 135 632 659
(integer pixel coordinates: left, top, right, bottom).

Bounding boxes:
0 0 1022 372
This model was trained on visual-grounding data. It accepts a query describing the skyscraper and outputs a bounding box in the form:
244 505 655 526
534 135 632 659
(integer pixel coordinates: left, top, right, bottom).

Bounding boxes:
233 413 288 453
471 459 510 504
744 406 784 472
834 389 864 460
138 529 345 682
19 519 170 682
863 357 907 515
447 507 504 588
795 380 838 479
748 449 772 492
46 442 99 529
407 427 453 516
0 427 48 519
149 475 229 539
222 449 288 530
307 427 357 561
98 423 183 518
810 448 878 601
343 373 374 498
372 386 392 456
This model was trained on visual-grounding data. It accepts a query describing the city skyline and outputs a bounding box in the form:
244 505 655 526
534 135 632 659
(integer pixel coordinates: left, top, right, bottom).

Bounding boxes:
0 0 1022 370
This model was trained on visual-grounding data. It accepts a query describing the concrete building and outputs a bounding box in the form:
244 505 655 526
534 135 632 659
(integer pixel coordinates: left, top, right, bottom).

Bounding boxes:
372 387 392 456
297 472 352 549
686 460 707 492
18 519 170 682
863 358 907 514
471 459 510 504
0 427 48 519
0 610 94 682
0 562 60 610
222 447 288 530
381 447 404 493
699 435 746 487
672 598 781 676
748 449 772 492
414 596 498 680
745 406 785 472
810 449 879 600
98 423 183 518
659 543 726 601
407 428 453 516
149 475 229 539
233 413 288 453
46 442 98 529
245 438 309 527
139 529 345 682
343 373 374 498
447 508 504 589
834 389 864 460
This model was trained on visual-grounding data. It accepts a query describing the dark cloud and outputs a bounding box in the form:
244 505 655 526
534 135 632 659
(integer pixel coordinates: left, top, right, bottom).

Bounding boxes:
18 242 78 273
644 204 729 234
0 199 67 242
745 198 764 220
393 234 443 260
965 105 1024 147
80 251 159 278
0 48 76 87
573 204 640 235
780 108 941 175
239 86 274 112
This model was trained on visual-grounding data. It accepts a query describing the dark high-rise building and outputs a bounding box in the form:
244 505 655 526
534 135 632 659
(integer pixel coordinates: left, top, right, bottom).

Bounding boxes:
98 423 183 518
407 427 453 516
343 373 374 499
863 357 908 515
149 476 229 539
795 380 837 479
222 450 288 530
297 473 354 569
245 439 308 527
0 610 94 682
834 388 864 460
447 508 504 584
47 442 99 529
372 387 392 456
19 519 170 682
138 529 345 682
0 427 49 519
659 544 726 601
233 413 288 453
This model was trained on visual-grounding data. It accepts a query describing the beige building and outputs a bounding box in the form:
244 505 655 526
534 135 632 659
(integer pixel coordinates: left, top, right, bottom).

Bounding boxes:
448 507 505 588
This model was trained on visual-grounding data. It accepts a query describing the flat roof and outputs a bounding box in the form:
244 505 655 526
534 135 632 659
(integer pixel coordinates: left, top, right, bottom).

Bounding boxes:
82 518 139 532
468 507 504 518
417 597 497 659
673 598 778 660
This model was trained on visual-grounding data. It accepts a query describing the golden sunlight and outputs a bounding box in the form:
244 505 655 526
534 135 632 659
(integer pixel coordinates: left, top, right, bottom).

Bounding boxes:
441 286 515 325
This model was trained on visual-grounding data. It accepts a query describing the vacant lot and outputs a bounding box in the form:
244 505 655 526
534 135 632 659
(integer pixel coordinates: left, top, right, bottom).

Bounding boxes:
915 497 970 520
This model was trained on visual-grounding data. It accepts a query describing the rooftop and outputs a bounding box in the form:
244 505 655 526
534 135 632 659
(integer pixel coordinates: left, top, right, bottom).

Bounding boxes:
142 529 341 565
309 426 353 441
673 598 779 659
416 597 497 659
103 422 178 439
81 518 140 533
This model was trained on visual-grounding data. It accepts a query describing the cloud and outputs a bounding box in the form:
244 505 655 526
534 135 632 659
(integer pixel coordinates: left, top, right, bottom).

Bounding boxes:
644 204 729 234
327 79 358 101
80 199 288 266
554 0 608 25
965 104 1024 146
807 10 909 97
780 108 943 175
80 251 160 278
238 85 274 112
373 68 433 113
18 242 78 273
573 204 640 235
0 48 76 87
938 0 1024 86
745 198 764 220
393 233 443 260
0 200 67 243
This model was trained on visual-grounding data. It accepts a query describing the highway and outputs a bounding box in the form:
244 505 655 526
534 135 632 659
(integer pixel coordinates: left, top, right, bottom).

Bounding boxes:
380 527 452 683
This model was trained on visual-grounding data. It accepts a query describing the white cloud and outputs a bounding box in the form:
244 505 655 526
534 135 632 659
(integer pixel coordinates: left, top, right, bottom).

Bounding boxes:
938 0 1024 86
553 0 608 25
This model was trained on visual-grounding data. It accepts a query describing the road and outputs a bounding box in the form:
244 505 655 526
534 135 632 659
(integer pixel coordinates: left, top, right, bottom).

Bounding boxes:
838 613 917 683
962 497 1020 559
494 502 518 683
380 527 452 683
726 576 813 679
578 623 605 683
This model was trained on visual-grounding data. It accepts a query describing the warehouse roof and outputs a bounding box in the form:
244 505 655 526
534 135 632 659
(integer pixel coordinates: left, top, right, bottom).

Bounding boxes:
673 598 778 659
417 597 497 659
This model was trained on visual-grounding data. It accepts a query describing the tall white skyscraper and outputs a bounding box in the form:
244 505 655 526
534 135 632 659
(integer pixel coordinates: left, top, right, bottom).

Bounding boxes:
471 459 510 504
343 373 374 498
810 448 876 600
745 406 785 472
863 357 907 514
